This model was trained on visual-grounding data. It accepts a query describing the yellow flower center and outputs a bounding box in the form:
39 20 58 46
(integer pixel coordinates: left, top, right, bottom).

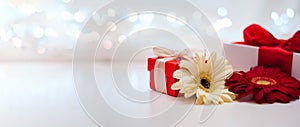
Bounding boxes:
251 77 277 86
197 73 212 92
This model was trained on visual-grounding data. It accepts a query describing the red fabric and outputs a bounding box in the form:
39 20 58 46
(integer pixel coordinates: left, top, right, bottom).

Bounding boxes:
236 24 300 75
243 24 280 46
283 31 300 53
258 46 293 74
147 57 179 97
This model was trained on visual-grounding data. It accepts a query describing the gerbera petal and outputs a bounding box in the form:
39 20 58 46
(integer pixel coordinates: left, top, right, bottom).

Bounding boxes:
254 90 265 104
212 57 230 78
195 51 207 74
203 95 209 104
275 87 298 98
214 80 225 87
173 69 192 79
271 91 291 103
173 69 183 79
180 76 195 84
207 95 223 104
234 85 250 93
195 96 204 105
223 89 236 100
179 60 198 77
183 89 197 98
181 83 197 92
171 81 183 90
265 92 276 103
207 52 217 75
283 83 300 89
221 94 233 102
213 68 233 83
211 87 223 95
196 89 206 98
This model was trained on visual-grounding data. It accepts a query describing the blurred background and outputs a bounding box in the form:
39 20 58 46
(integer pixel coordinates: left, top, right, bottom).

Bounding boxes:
0 0 299 61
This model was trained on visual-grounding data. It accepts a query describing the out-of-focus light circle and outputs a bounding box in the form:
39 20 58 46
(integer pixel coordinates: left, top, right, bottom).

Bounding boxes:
280 14 289 24
286 8 295 18
61 10 73 20
1 30 13 42
62 0 72 3
128 13 138 22
213 17 232 31
118 35 127 43
32 26 44 38
93 12 105 26
12 37 22 48
222 17 232 27
139 14 154 24
0 29 5 41
12 24 26 37
271 12 279 21
107 8 116 17
74 11 86 23
103 39 113 50
45 28 58 37
37 47 46 54
167 12 176 23
274 19 282 26
18 3 41 14
217 7 228 17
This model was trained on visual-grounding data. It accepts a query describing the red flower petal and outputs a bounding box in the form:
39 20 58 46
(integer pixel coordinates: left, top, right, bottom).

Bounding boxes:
265 92 276 103
271 91 291 103
254 90 265 104
275 87 298 98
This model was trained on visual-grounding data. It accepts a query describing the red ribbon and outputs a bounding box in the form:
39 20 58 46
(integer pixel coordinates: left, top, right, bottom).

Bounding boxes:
235 24 300 74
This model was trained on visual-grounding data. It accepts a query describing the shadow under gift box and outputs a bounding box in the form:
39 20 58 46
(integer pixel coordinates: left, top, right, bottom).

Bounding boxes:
224 43 300 81
147 57 180 97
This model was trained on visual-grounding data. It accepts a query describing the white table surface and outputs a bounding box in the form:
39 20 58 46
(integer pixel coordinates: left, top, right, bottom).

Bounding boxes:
1 61 300 127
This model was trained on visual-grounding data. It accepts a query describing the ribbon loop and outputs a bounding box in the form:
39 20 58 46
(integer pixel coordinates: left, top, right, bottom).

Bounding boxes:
153 47 193 60
243 24 300 53
283 30 300 53
243 24 280 46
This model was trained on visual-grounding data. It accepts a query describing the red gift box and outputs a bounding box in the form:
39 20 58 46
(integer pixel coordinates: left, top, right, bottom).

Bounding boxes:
224 24 300 80
147 57 180 97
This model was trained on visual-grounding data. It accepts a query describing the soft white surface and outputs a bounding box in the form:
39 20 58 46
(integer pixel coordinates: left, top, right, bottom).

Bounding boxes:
1 62 300 127
0 62 97 127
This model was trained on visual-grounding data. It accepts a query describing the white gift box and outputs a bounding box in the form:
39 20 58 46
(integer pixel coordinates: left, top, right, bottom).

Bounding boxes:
224 43 300 81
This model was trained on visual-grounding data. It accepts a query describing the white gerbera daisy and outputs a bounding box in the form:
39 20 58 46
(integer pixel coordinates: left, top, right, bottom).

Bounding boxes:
171 51 236 105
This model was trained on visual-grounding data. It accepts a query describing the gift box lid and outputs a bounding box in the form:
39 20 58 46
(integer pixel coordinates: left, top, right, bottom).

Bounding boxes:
147 57 180 77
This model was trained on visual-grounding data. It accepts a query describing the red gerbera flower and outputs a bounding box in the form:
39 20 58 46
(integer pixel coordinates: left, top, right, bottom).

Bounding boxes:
225 66 300 104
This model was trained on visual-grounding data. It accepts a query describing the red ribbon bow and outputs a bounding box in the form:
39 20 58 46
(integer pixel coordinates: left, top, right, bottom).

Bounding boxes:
235 24 300 74
240 24 300 53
